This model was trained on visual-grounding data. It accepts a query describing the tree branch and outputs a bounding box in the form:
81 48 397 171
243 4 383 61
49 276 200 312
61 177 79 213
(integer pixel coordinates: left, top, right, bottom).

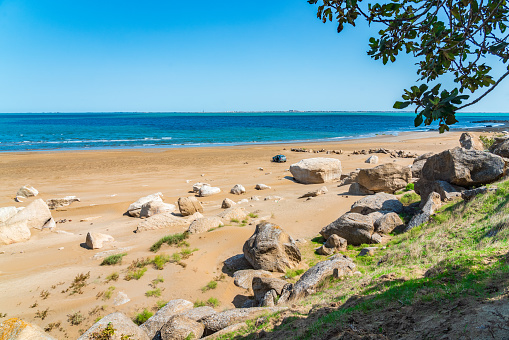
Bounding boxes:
457 69 509 110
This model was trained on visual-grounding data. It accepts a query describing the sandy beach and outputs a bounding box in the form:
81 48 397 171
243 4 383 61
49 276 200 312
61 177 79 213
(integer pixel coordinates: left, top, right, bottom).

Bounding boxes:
0 130 481 338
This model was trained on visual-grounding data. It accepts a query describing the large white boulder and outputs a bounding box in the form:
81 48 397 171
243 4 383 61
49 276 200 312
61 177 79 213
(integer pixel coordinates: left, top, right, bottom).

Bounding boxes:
86 232 114 249
140 201 176 218
230 184 246 195
188 217 224 234
16 185 39 199
199 185 221 197
7 199 52 230
290 158 342 184
127 192 163 217
0 219 30 245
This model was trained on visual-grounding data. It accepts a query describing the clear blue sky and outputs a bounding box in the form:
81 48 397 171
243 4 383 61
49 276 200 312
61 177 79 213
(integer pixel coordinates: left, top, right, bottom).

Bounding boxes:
0 0 507 113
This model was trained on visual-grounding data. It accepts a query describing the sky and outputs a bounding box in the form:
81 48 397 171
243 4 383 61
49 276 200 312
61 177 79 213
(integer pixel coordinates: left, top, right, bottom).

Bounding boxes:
0 0 507 113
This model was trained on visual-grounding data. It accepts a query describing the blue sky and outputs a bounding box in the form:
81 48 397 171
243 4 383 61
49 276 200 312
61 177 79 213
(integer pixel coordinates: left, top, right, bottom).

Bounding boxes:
0 1 507 113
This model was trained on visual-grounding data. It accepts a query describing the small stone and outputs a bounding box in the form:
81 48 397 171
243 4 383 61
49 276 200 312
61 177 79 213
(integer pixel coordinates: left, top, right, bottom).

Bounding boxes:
255 184 271 190
58 247 64 250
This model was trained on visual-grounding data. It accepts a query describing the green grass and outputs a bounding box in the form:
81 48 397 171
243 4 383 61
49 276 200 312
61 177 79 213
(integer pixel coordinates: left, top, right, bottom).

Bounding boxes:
105 272 119 282
152 276 164 286
133 309 153 325
395 183 415 195
248 213 259 218
152 255 171 270
399 192 421 205
150 232 189 252
155 300 168 310
284 268 305 279
230 218 240 223
145 288 161 297
100 253 127 266
124 267 147 281
103 286 115 300
201 280 218 292
194 297 220 308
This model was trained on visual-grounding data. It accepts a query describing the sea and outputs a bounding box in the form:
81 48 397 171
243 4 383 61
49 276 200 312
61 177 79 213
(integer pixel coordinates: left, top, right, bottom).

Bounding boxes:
0 112 508 152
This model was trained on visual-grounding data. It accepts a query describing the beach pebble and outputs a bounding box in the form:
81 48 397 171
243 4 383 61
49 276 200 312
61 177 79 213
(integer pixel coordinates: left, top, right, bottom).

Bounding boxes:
230 184 246 195
255 184 271 190
199 185 221 197
221 198 236 209
258 167 264 171
58 247 64 250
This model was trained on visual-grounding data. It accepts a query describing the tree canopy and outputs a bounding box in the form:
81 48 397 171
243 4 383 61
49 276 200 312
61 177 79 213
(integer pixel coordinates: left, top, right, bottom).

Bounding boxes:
309 0 509 132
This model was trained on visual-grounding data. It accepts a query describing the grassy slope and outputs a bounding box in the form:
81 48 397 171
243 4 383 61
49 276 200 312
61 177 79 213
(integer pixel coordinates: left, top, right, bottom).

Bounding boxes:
214 180 509 339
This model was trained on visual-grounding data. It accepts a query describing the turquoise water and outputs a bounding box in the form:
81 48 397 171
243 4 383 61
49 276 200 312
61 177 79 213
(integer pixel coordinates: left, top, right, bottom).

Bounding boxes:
0 112 507 152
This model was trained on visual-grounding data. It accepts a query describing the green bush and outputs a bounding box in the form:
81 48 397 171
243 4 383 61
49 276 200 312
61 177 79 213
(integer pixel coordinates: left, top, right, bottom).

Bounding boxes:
201 280 218 292
284 269 305 279
133 309 153 326
399 192 421 205
150 233 189 252
124 267 147 281
145 288 161 297
100 253 127 266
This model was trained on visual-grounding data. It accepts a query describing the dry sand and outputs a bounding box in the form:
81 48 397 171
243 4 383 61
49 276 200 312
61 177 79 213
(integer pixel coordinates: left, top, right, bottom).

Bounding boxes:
0 130 469 338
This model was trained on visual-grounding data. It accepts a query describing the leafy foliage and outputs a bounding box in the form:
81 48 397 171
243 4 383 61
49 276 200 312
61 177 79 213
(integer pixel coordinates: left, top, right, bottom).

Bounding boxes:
309 0 509 131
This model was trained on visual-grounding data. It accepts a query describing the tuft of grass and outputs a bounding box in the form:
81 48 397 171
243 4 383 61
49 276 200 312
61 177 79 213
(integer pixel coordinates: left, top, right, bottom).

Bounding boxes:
155 300 168 310
100 253 127 266
67 311 84 326
284 268 305 279
152 254 171 270
230 218 240 223
201 280 218 292
180 248 198 259
151 276 164 286
150 232 189 252
206 297 220 308
124 267 147 281
35 308 50 320
103 286 115 300
194 300 206 307
133 309 153 325
399 192 421 205
105 272 119 282
248 213 258 218
479 135 495 149
44 321 61 332
145 288 162 297
66 272 90 295
40 290 50 300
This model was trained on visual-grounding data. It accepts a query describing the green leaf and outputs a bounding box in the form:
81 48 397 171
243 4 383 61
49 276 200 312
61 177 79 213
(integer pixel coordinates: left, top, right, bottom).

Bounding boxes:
414 114 424 127
394 101 411 109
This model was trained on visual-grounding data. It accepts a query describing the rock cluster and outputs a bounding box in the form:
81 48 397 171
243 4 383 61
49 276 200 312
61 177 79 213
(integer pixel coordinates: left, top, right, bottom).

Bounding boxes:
353 148 417 158
291 148 342 154
357 163 412 193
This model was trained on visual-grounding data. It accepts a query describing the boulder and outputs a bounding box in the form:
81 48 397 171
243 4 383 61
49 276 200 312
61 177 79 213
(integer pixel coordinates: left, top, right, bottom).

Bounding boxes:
243 222 302 272
0 318 56 340
320 213 378 245
177 306 216 321
461 186 497 201
136 212 200 233
420 147 505 187
223 254 253 272
460 132 484 151
290 158 342 184
127 193 163 217
350 192 403 215
200 322 248 340
337 170 359 187
233 269 273 290
140 299 194 339
7 199 52 230
199 185 221 197
290 255 355 300
16 185 39 199
255 184 271 190
374 212 404 234
42 218 56 231
414 179 463 204
160 315 204 340
0 206 21 223
410 152 434 178
264 195 283 201
85 232 114 249
259 289 278 307
46 196 80 210
324 234 347 251
140 201 176 218
200 307 286 334
230 184 246 195
218 207 247 222
358 247 377 256
405 192 441 231
192 182 210 193
178 196 204 216
188 217 224 234
316 244 335 256
252 277 288 301
365 155 379 164
78 312 149 340
357 163 412 193
300 186 328 198
489 136 509 157
348 183 374 195
221 198 236 209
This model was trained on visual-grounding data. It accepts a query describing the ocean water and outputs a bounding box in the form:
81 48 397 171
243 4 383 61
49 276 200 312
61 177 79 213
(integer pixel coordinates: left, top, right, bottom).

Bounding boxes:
0 112 507 152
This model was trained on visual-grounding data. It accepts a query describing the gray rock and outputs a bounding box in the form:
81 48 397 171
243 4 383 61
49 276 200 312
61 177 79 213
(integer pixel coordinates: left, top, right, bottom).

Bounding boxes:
300 186 328 198
231 184 246 195
290 158 342 184
0 318 56 340
461 186 497 201
243 222 302 272
86 232 114 249
200 307 286 334
160 315 204 340
127 192 163 217
188 217 224 234
405 192 441 231
199 185 221 197
178 196 204 216
46 196 80 210
290 255 355 300
252 277 289 302
221 198 236 209
460 132 484 151
233 269 272 290
140 201 176 218
255 184 271 190
16 185 39 199
218 207 247 222
350 192 403 215
357 163 412 193
414 179 463 204
7 199 52 230
489 136 509 157
316 244 335 255
259 289 277 307
78 312 149 340
337 170 360 187
140 299 194 339
374 212 404 234
200 322 248 340
420 147 505 187
348 183 374 195
358 247 377 256
365 155 379 164
223 254 253 272
324 234 347 251
177 306 216 321
320 213 376 246
410 152 434 178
